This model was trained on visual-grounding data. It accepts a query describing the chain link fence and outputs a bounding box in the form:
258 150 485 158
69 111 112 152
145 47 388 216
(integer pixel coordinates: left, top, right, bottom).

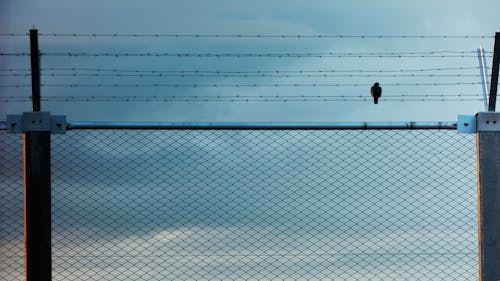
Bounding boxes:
1 129 478 280
0 131 23 281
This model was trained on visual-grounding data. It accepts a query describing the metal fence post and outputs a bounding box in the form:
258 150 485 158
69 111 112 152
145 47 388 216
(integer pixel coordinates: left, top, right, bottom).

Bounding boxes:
476 112 500 281
30 29 41 112
24 131 51 281
24 28 51 281
487 32 500 112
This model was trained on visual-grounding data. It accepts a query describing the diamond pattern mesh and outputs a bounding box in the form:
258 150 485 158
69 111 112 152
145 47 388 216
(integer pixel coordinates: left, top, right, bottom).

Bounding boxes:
0 131 23 281
1 129 478 280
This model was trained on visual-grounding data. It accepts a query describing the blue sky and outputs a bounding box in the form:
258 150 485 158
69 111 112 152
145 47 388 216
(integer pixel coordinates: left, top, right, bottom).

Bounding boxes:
1 0 499 122
0 130 478 280
0 1 497 280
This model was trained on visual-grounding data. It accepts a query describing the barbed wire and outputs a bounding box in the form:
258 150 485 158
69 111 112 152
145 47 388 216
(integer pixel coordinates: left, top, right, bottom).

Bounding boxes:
0 72 483 78
0 93 482 100
0 52 30 56
0 66 481 73
0 33 494 39
0 93 481 99
0 82 483 88
37 50 487 58
0 94 483 102
1 52 488 58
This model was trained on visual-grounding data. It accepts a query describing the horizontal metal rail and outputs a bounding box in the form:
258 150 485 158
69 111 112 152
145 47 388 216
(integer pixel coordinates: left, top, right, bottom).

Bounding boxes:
69 121 457 130
0 120 458 130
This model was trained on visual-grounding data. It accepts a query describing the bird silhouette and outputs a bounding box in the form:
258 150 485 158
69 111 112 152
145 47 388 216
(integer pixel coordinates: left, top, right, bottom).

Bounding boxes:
371 82 382 104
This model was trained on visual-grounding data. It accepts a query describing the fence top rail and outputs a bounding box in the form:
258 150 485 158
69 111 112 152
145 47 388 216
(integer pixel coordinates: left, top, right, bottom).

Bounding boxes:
0 120 458 130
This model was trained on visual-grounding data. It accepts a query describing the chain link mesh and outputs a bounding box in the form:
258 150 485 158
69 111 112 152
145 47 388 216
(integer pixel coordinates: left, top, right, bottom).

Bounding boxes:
1 129 478 280
0 131 24 281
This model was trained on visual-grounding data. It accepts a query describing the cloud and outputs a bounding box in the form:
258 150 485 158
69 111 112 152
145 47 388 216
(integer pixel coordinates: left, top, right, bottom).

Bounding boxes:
0 117 478 280
45 225 478 280
0 0 495 121
0 0 491 278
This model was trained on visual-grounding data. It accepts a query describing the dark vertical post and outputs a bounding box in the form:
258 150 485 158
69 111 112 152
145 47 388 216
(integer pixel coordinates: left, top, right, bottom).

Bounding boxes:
24 132 51 281
30 29 40 112
488 32 500 112
476 112 500 281
25 29 51 281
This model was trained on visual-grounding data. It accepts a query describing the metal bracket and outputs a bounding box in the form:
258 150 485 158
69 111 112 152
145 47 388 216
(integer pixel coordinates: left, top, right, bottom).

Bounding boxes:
477 112 500 132
5 115 22 133
6 112 66 134
457 115 477 134
51 115 67 134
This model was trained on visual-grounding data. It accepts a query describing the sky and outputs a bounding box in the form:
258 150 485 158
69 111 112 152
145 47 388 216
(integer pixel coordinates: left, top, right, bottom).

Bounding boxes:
0 0 498 280
1 130 478 280
0 0 499 122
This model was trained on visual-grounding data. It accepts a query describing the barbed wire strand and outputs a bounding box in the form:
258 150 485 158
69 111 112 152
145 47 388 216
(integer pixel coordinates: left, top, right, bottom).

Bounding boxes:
0 53 486 58
0 82 483 88
0 33 494 39
36 51 488 58
0 93 484 103
0 73 484 78
0 93 481 99
0 97 484 102
0 51 492 59
0 66 482 73
0 51 486 57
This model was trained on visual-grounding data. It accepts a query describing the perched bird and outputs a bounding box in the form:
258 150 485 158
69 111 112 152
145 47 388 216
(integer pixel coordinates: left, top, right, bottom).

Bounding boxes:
371 82 382 104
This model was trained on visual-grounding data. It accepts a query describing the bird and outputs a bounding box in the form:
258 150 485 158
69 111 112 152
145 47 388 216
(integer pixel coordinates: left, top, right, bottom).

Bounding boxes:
371 82 382 104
